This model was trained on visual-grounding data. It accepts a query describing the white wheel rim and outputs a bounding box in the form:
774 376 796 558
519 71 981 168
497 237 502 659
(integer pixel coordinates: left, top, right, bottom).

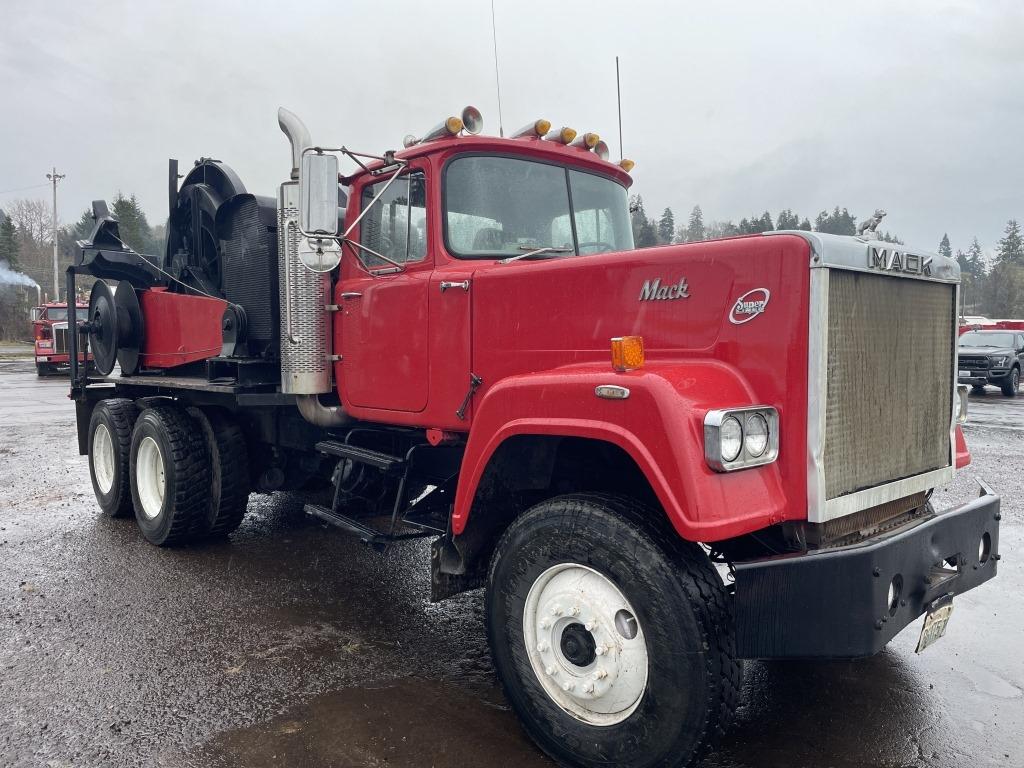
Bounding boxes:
136 436 166 520
92 423 116 495
523 563 649 726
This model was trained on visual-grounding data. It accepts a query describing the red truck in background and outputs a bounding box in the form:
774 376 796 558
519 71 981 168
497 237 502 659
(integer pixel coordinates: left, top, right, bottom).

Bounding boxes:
63 106 1001 768
31 301 90 376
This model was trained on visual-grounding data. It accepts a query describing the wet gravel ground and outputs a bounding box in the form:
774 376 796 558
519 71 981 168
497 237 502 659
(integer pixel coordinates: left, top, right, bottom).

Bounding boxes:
0 358 1021 768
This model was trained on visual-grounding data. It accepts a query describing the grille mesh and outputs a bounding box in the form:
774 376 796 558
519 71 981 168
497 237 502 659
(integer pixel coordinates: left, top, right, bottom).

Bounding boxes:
823 271 955 499
53 326 67 355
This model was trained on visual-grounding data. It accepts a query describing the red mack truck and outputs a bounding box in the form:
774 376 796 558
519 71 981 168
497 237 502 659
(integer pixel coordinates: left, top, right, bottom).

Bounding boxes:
31 300 91 376
66 106 1000 768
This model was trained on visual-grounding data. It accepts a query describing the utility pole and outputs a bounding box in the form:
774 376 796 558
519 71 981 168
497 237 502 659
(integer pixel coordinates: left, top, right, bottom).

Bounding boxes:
46 167 65 303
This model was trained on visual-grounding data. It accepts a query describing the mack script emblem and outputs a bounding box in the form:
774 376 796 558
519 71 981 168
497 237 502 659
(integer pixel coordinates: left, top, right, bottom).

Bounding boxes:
639 277 690 301
729 288 770 324
867 245 932 276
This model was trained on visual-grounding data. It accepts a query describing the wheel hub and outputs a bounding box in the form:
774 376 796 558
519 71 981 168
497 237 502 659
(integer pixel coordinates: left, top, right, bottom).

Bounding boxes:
523 563 649 726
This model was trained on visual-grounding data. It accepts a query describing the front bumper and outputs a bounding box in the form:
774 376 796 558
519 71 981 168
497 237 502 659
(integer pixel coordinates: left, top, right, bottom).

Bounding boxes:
959 370 1010 386
732 481 1000 659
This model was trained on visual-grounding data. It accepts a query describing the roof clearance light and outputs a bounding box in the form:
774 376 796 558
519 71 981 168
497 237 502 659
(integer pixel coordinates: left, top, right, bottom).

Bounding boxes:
619 159 636 173
610 335 645 372
512 119 552 139
544 126 578 144
593 140 610 160
570 132 600 150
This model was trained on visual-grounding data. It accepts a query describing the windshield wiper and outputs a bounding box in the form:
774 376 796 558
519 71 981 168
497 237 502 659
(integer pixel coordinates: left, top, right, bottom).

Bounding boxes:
498 245 573 264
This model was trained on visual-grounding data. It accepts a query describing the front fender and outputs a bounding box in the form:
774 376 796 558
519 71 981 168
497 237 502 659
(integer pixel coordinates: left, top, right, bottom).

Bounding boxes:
453 361 791 542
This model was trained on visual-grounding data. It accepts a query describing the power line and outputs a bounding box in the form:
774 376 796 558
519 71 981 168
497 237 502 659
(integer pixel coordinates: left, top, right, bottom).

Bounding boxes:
0 182 51 196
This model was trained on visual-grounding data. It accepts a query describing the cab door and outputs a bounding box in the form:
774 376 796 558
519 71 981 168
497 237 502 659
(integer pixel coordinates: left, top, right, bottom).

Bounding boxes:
338 169 431 413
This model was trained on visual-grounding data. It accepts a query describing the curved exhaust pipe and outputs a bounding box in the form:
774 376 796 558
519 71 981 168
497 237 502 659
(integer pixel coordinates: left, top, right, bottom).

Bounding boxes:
296 394 352 428
278 107 312 180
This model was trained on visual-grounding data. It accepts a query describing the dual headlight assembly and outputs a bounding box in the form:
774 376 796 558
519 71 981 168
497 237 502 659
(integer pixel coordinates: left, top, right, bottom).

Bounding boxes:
703 407 779 472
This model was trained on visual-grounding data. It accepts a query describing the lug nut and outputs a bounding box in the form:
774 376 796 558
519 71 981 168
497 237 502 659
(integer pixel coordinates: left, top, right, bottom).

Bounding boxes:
540 618 551 629
595 645 605 656
583 683 595 693
562 681 574 692
584 621 595 631
545 666 556 676
570 605 581 616
537 642 549 652
594 668 608 680
550 605 563 616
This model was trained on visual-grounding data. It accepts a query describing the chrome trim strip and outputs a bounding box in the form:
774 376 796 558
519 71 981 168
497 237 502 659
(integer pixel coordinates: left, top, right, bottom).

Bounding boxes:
822 466 955 520
806 268 829 521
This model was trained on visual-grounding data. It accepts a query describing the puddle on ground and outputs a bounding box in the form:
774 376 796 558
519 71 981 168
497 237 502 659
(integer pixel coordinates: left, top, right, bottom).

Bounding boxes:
194 678 553 768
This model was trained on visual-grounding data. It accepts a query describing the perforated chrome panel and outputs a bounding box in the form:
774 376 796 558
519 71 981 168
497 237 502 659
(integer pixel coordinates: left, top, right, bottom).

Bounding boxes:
823 271 955 499
278 183 331 394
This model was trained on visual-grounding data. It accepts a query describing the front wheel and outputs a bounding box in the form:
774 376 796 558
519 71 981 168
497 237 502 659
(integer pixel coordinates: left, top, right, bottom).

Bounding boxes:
486 494 739 768
1001 367 1019 397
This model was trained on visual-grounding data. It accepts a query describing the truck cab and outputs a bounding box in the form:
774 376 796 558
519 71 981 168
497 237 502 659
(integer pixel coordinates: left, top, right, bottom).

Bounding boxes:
32 301 90 376
65 106 1001 768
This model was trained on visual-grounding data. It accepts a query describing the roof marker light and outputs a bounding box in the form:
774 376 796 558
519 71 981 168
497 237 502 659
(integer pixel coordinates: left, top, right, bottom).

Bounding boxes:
512 119 552 139
544 126 578 144
619 159 636 173
570 132 600 150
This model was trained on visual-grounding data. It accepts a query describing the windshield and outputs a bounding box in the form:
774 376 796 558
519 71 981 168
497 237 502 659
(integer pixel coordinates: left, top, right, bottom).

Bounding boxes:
445 155 634 259
960 331 1014 348
45 308 68 321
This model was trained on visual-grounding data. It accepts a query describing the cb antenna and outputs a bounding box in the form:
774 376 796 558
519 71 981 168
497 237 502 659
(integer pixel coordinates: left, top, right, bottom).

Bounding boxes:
616 56 624 160
491 0 504 137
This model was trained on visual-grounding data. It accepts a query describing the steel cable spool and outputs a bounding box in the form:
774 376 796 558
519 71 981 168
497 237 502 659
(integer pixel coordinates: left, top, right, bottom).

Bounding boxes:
86 281 145 376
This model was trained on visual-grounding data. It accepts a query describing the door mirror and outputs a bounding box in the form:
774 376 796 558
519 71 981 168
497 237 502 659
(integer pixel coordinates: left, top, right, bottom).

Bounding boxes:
300 152 340 236
30 307 43 321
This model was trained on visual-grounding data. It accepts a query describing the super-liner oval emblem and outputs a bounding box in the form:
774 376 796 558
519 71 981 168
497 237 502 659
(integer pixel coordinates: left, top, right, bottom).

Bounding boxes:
729 288 770 324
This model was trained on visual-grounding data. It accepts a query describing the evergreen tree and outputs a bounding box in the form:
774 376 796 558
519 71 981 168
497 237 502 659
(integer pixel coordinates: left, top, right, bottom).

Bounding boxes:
73 208 95 241
814 207 857 235
658 207 675 244
111 193 155 254
966 237 986 277
0 211 19 270
706 220 738 239
798 218 812 231
629 196 658 247
938 233 952 260
685 205 705 243
776 209 800 230
955 249 969 275
995 219 1023 265
878 231 903 245
759 211 774 232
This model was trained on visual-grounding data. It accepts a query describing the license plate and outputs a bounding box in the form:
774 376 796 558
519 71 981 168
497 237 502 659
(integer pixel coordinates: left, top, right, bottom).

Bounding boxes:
915 599 954 653
959 370 970 378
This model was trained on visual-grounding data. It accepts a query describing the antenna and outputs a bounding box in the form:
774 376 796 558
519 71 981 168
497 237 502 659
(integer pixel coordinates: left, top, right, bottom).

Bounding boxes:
491 0 504 137
616 56 623 160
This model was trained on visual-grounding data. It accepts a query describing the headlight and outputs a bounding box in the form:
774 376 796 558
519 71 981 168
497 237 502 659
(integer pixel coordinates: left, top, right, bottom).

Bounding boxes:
990 355 1009 367
744 413 769 457
704 407 779 472
720 416 743 462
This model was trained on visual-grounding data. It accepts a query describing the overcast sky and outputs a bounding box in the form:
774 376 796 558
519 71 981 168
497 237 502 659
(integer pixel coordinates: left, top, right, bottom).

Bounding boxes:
2 0 1021 254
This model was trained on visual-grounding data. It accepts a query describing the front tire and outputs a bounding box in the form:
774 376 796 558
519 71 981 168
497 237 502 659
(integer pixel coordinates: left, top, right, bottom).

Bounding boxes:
36 362 54 376
88 399 138 517
486 494 739 768
1001 367 1019 397
130 406 209 546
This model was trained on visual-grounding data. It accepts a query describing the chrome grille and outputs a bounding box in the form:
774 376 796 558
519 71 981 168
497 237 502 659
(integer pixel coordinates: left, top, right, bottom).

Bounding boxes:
823 271 955 500
53 325 68 354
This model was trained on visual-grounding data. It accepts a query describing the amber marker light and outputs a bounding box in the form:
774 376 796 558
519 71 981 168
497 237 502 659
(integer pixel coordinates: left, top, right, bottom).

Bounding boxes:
571 132 601 150
619 159 636 173
445 116 464 135
512 119 552 139
544 126 578 144
611 336 645 372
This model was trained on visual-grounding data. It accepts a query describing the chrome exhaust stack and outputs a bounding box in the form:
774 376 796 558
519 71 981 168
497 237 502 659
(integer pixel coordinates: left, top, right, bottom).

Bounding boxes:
275 107 348 426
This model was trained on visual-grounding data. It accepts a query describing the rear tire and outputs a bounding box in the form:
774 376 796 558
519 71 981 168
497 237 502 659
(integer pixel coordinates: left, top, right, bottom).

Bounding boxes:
486 494 739 768
88 399 138 518
1000 367 1019 397
129 406 209 546
188 407 251 539
36 362 53 376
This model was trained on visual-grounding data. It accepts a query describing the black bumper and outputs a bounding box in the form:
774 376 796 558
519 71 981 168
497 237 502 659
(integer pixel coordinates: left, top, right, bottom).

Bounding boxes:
959 370 1010 385
733 483 1001 659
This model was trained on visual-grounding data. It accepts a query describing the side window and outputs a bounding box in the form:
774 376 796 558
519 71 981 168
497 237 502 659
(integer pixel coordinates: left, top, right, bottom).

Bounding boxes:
1017 333 1024 350
359 171 427 268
